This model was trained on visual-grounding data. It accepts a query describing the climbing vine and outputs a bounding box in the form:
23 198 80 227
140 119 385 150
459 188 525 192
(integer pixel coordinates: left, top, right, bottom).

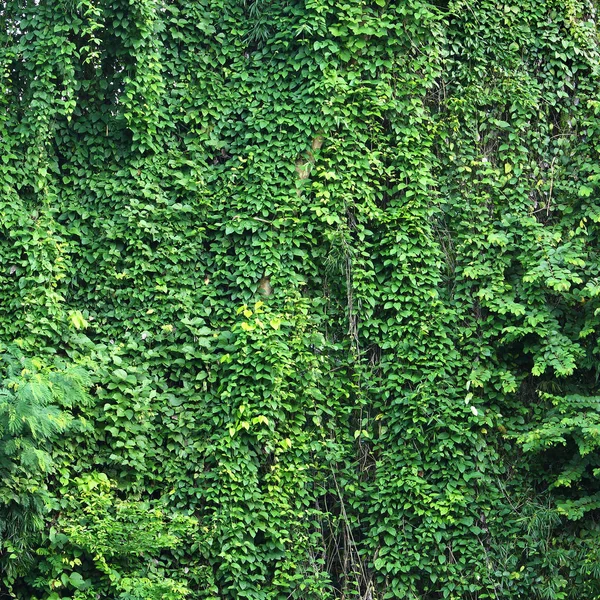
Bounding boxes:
2 0 600 598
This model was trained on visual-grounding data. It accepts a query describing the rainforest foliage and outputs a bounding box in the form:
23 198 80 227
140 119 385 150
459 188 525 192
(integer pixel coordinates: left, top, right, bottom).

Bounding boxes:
1 0 600 598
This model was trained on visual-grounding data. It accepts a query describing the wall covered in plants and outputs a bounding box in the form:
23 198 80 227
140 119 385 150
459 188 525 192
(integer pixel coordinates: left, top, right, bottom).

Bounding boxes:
1 0 600 598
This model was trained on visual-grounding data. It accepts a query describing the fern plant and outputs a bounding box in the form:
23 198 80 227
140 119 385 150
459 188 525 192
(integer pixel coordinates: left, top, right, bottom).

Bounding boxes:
0 347 91 586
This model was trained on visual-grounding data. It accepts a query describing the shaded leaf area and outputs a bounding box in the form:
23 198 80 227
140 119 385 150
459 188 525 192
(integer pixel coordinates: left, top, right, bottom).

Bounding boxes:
1 0 600 599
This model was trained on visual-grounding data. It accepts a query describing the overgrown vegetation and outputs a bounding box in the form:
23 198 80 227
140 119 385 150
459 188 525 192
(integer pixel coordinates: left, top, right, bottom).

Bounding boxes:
2 0 600 598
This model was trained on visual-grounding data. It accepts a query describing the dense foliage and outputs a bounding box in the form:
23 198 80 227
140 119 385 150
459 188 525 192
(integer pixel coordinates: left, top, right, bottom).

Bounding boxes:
2 0 600 598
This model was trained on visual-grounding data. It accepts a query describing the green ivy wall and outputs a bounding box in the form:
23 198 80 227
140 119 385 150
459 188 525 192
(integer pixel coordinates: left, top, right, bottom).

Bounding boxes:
1 0 600 598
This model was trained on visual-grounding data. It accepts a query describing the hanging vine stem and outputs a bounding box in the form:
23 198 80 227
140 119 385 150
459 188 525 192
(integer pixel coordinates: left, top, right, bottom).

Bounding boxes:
343 204 360 356
330 468 373 600
345 245 359 355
